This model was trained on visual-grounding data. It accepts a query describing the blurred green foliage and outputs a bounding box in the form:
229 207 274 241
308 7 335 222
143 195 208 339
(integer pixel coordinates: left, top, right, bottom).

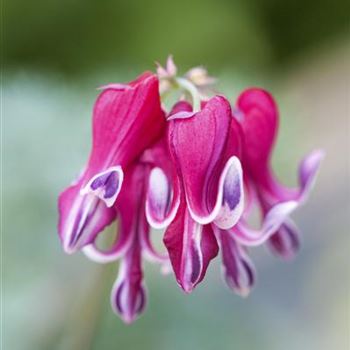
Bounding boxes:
5 0 349 75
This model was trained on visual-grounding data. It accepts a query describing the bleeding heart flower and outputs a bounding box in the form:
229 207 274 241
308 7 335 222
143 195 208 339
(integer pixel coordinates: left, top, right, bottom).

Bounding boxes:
57 58 323 322
84 163 166 323
163 97 245 292
58 72 165 254
231 88 324 258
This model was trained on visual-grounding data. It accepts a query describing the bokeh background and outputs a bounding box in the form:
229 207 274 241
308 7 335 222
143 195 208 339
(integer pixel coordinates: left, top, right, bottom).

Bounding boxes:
3 0 350 349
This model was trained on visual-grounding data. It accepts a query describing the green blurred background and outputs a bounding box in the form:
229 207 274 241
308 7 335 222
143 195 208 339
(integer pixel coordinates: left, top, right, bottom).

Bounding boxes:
3 0 350 349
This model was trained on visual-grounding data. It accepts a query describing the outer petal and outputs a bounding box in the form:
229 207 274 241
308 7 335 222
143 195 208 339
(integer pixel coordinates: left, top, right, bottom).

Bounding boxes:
216 228 256 297
87 72 165 176
234 88 278 174
169 96 240 225
163 195 219 293
58 73 165 253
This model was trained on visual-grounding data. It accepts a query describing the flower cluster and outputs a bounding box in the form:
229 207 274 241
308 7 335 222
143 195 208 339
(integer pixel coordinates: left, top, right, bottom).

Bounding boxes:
58 57 323 323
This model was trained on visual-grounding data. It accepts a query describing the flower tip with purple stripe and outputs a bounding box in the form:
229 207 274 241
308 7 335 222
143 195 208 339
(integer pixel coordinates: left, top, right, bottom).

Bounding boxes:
80 166 124 208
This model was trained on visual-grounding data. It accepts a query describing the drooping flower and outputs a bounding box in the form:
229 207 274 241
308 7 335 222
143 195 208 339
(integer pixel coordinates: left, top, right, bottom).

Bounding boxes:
230 88 324 258
163 97 245 292
58 73 165 254
84 163 166 323
57 57 323 323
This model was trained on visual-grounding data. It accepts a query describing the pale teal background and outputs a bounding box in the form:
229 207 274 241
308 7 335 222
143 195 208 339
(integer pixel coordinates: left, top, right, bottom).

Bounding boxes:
3 0 350 349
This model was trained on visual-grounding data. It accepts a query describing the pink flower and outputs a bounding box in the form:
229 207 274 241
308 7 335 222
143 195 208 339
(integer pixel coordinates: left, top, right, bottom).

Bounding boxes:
163 97 245 293
57 58 323 322
84 163 166 323
230 88 324 259
58 73 165 254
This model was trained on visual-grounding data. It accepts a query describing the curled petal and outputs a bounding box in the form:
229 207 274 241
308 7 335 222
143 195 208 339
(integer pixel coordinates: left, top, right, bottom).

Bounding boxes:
238 149 323 248
168 96 233 224
231 201 298 246
80 166 124 208
82 220 133 263
58 184 116 254
248 148 324 237
213 156 244 229
263 149 324 204
58 72 165 253
163 198 218 293
216 228 256 296
267 219 301 260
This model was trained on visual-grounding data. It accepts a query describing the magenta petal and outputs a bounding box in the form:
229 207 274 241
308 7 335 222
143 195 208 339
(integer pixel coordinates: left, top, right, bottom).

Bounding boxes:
168 96 232 224
235 88 278 171
108 164 156 323
167 100 193 119
163 198 219 293
267 219 301 260
231 201 298 246
87 72 165 173
217 229 256 296
58 72 165 253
